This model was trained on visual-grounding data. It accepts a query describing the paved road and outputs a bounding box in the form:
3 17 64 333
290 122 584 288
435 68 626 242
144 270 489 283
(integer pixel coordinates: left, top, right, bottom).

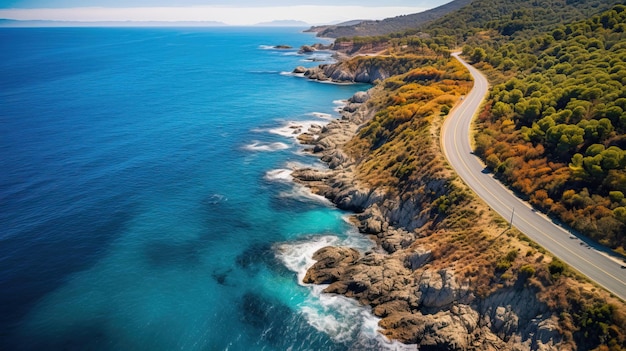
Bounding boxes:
442 53 626 301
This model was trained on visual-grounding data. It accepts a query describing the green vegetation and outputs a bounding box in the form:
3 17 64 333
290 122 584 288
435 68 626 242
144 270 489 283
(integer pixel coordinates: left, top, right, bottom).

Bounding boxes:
549 258 567 278
425 0 620 41
471 4 626 252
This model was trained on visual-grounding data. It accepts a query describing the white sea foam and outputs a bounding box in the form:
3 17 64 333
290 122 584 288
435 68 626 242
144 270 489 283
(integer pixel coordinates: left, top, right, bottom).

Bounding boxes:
333 99 347 106
278 183 332 206
275 235 340 283
268 120 324 140
281 71 306 78
264 169 293 183
275 235 409 348
243 141 290 152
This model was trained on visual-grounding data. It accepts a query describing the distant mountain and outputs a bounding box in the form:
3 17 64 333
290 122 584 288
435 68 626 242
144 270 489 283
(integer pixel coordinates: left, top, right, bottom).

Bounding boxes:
305 20 368 34
306 0 473 38
0 19 227 27
254 20 310 27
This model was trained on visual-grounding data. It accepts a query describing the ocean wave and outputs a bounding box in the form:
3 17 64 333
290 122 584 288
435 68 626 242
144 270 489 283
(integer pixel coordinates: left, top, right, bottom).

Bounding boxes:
333 99 347 105
258 45 276 50
243 141 290 152
275 236 409 348
268 121 324 140
264 169 293 183
280 71 305 78
278 183 331 206
274 235 340 285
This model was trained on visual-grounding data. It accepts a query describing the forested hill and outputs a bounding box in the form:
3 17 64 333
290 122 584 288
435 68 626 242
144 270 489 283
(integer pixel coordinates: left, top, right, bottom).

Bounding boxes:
463 3 626 252
306 0 472 38
424 0 622 37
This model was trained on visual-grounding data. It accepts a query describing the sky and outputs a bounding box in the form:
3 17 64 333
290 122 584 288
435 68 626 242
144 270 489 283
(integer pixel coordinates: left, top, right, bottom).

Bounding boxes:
0 0 452 25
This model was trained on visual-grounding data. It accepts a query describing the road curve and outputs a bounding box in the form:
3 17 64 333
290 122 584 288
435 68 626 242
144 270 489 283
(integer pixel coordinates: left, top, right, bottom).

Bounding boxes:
442 52 626 301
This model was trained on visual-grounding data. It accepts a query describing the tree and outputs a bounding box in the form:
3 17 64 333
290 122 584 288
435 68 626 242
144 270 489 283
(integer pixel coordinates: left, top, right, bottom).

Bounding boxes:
471 47 487 63
546 124 584 154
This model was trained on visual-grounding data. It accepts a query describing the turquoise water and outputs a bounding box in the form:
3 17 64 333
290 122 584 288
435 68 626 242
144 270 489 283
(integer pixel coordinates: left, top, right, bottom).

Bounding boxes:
0 27 397 350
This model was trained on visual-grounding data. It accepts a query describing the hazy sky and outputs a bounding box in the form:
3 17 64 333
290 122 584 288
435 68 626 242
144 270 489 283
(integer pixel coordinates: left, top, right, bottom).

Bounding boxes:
0 0 451 25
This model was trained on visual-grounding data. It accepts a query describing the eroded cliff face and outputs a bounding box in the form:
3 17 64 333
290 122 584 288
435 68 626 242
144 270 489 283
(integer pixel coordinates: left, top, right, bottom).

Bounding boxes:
300 62 390 84
292 87 569 350
295 55 445 85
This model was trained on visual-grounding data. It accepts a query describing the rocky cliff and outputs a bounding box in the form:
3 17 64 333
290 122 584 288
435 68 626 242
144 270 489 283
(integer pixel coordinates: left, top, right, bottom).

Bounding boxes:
291 64 626 349
294 55 445 85
293 90 563 350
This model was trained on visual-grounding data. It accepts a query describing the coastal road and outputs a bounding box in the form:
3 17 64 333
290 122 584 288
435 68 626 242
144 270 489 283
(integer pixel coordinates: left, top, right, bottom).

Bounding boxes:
442 52 626 301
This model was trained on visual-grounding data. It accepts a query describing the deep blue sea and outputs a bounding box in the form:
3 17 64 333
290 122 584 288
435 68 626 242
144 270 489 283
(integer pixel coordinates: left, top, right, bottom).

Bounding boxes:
0 27 406 350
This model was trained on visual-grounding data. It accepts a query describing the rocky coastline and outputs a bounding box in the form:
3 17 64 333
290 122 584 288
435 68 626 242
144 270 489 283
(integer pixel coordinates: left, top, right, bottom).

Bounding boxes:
290 82 568 350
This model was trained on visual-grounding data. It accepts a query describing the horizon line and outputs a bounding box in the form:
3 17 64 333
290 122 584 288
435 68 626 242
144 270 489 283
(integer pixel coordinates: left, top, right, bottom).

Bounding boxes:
0 5 429 26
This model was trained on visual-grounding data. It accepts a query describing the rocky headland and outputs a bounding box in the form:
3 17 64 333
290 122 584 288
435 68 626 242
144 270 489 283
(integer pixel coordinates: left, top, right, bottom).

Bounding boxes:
288 57 626 350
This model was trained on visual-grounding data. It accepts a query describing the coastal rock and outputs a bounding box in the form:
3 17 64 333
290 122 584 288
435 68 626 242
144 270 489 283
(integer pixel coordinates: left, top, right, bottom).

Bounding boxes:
298 45 317 53
481 287 547 334
528 316 561 350
379 305 480 349
356 204 386 234
291 168 332 182
405 248 432 270
302 246 360 284
297 132 316 144
343 103 361 113
300 61 390 84
293 66 307 74
349 91 369 104
492 306 519 338
416 269 473 309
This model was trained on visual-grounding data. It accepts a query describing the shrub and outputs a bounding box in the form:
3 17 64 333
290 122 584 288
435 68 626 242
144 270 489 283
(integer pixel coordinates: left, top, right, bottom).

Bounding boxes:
505 249 519 262
549 258 566 278
496 260 513 273
609 191 624 203
519 264 536 279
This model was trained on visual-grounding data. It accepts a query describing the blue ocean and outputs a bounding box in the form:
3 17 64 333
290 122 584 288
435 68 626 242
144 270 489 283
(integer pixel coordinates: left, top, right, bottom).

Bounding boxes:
0 27 405 350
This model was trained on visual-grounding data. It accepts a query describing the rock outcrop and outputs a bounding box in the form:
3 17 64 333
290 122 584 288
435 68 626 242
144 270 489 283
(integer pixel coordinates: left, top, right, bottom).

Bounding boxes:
303 63 389 84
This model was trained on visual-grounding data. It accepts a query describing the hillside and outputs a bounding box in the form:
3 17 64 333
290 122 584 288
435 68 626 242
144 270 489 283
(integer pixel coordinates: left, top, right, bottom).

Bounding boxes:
305 0 472 38
460 3 626 252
